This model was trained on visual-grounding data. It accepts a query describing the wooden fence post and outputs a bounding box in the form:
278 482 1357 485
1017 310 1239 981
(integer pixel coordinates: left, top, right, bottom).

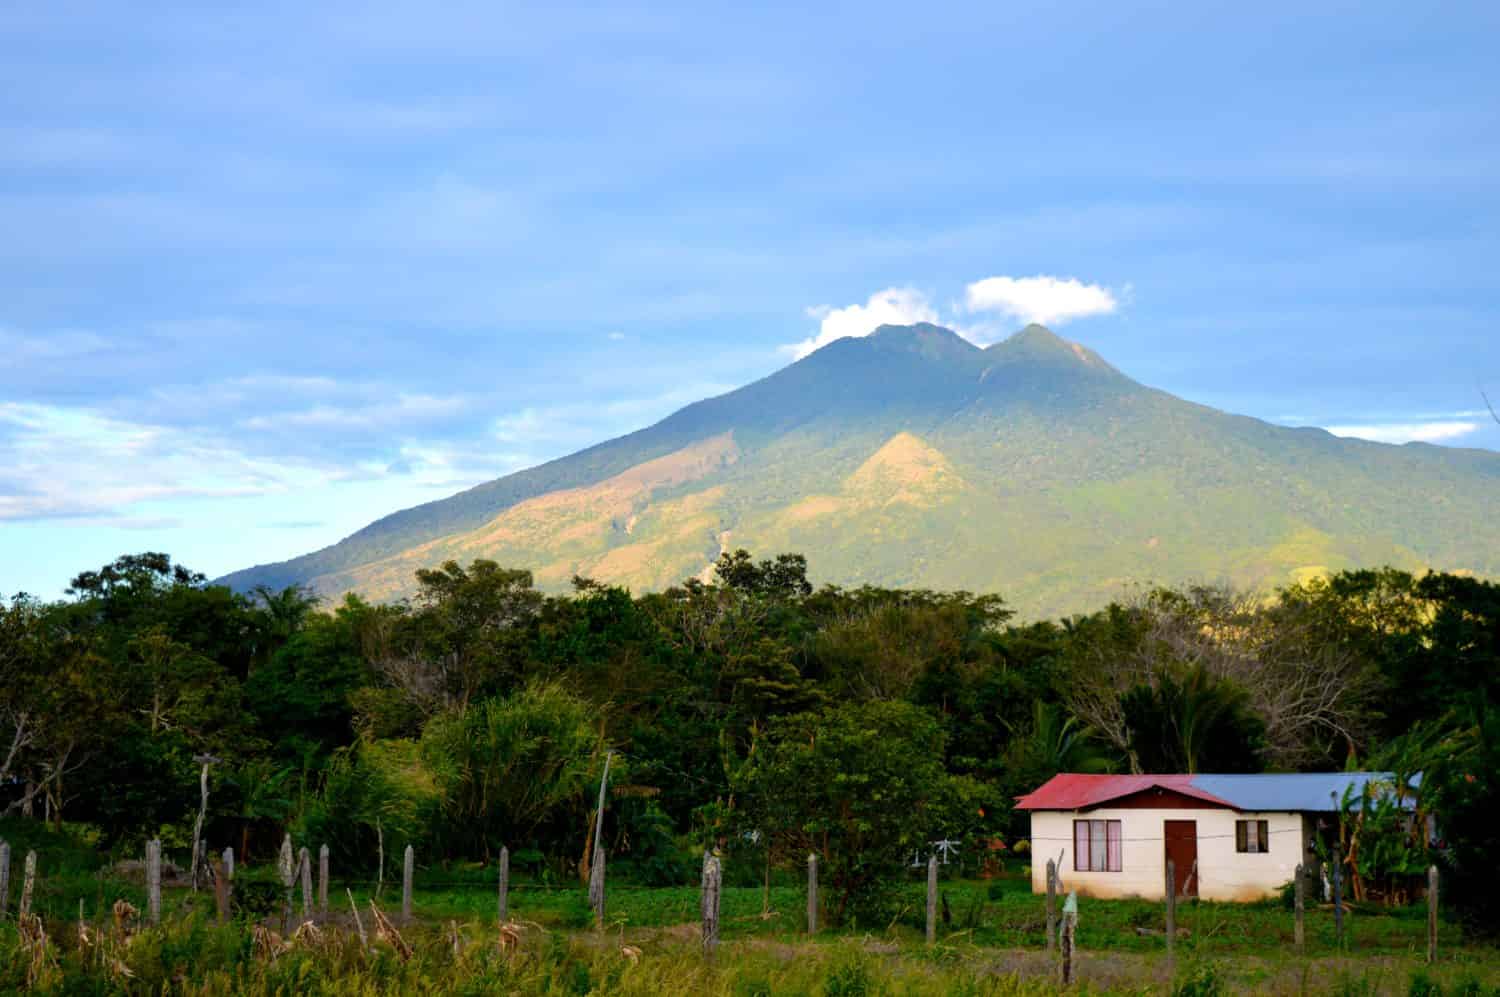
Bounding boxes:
1332 842 1344 947
1427 864 1439 964
401 844 414 922
278 834 295 935
299 847 313 920
212 857 230 923
189 754 218 891
806 853 818 934
18 851 36 920
318 845 329 916
0 839 10 919
146 839 162 926
1294 863 1305 951
1060 891 1078 986
1045 858 1057 952
1165 858 1176 964
926 854 938 944
701 853 721 959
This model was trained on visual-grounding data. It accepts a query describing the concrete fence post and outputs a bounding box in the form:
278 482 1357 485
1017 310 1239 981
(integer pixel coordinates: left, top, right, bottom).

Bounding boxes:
806 853 818 934
701 854 721 959
401 845 414 921
299 847 313 920
1294 863 1305 950
146 840 162 926
926 854 938 944
0 839 10 919
1427 864 1439 964
1165 858 1176 963
1045 858 1057 952
498 846 510 922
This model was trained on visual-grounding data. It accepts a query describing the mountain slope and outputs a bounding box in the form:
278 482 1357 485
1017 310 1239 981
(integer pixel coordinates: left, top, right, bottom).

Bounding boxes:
220 324 1500 616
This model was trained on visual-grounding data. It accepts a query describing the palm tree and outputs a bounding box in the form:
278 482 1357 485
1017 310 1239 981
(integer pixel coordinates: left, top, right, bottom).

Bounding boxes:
1005 700 1115 784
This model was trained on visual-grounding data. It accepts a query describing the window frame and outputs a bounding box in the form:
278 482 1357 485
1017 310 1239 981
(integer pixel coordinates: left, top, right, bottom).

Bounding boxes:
1235 818 1271 854
1073 818 1123 872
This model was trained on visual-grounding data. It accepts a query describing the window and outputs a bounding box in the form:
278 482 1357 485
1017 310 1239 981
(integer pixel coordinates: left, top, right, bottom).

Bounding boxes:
1073 819 1122 872
1236 819 1270 853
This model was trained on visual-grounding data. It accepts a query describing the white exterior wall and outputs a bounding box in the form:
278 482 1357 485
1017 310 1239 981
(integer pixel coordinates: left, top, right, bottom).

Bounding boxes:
1028 808 1305 902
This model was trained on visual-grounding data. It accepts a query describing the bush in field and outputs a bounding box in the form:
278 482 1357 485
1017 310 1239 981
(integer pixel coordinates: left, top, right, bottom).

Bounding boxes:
733 701 959 925
300 737 439 872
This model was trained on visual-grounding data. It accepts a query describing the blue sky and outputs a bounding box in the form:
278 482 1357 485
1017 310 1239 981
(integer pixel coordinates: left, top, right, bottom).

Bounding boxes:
2 0 1498 597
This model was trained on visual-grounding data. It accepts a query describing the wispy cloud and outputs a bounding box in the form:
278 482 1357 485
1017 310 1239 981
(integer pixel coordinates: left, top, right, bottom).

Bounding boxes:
491 382 735 452
964 275 1119 326
1323 421 1481 444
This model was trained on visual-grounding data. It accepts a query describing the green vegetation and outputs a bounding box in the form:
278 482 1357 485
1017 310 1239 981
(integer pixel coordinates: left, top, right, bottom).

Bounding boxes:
218 323 1500 617
3 544 1499 989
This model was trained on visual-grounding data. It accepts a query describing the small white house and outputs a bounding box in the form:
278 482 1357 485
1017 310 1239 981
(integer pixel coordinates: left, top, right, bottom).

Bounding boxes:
1015 772 1404 902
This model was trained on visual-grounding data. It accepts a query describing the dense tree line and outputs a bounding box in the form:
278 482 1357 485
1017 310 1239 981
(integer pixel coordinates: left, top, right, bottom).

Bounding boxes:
1 552 1496 931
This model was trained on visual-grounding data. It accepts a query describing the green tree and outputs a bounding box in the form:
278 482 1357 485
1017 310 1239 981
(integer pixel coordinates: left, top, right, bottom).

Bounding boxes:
734 701 953 924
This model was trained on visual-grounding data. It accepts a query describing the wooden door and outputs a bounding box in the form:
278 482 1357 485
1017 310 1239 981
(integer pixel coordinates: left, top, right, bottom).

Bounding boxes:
1164 820 1198 898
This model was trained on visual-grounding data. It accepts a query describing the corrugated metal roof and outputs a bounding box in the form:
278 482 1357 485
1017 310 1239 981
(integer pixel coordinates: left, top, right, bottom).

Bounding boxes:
1191 773 1416 813
1015 772 1412 812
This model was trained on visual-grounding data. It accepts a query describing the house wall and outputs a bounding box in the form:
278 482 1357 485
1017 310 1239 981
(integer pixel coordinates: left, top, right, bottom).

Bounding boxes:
1028 808 1305 902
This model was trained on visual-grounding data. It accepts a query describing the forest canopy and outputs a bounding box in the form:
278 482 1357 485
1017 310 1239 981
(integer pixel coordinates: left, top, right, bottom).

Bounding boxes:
2 552 1496 931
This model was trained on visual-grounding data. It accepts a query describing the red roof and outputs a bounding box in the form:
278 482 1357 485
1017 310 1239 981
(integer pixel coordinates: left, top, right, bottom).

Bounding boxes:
1014 773 1237 811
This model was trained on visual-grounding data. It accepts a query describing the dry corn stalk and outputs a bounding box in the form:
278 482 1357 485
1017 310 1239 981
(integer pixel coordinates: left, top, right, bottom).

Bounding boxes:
251 924 288 961
291 920 324 948
18 912 58 988
347 888 368 952
112 899 140 942
447 919 462 958
369 899 412 962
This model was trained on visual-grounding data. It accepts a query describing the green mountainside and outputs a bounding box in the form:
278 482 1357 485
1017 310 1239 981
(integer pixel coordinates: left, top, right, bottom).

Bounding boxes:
220 324 1500 617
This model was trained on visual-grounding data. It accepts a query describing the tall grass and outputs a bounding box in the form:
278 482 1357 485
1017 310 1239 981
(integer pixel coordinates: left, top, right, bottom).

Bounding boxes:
2 912 1497 995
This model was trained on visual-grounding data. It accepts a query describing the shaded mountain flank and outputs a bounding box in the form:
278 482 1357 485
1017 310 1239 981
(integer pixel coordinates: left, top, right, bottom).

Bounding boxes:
220 324 1500 617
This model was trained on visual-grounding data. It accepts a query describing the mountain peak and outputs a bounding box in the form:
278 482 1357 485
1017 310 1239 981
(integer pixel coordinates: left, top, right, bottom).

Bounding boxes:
1007 323 1067 345
868 321 978 350
983 323 1127 382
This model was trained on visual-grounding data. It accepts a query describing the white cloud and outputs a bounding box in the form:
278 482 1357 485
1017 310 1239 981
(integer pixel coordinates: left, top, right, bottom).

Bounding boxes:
786 287 939 359
964 275 1118 326
1324 421 1480 445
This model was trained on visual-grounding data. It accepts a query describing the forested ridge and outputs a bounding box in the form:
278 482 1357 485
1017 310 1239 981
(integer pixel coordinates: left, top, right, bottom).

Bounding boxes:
3 550 1497 933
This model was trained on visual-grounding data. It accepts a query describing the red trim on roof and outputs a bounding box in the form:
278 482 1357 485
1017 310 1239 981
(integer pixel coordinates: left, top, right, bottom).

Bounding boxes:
1014 774 1237 811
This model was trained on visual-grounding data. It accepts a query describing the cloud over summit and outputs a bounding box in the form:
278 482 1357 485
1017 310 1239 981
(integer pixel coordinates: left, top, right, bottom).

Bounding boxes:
789 275 1119 358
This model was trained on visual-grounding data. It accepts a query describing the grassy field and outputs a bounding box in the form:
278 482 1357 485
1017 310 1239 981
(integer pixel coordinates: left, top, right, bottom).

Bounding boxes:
2 822 1496 995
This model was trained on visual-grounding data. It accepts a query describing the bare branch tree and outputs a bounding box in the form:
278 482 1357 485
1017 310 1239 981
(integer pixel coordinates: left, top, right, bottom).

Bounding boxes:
1062 585 1381 770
